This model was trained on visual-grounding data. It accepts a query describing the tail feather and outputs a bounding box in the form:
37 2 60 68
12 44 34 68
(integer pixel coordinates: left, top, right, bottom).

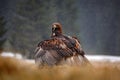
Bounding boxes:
73 55 91 66
60 55 91 66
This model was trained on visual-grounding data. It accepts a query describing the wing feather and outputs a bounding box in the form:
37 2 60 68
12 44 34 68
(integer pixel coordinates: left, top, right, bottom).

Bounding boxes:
35 36 87 66
72 36 85 56
63 36 85 56
34 38 73 66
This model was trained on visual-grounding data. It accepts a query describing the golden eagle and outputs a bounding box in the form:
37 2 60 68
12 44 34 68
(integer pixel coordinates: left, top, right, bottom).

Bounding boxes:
34 22 90 66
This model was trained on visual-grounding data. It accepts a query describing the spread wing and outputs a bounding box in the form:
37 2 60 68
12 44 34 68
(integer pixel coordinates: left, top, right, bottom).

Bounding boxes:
72 36 85 56
63 35 85 56
34 38 74 66
34 36 86 66
63 36 90 65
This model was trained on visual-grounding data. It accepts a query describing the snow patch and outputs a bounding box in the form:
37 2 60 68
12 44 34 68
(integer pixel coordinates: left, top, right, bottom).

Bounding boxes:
0 52 120 64
1 52 23 59
86 55 120 62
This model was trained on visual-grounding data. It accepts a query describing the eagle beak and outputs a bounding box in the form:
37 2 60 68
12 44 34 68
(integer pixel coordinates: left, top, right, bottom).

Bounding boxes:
52 25 56 31
53 27 55 31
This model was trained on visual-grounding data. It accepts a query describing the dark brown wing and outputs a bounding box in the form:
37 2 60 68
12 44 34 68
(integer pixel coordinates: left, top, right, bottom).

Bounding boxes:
34 38 74 66
72 36 85 56
62 36 91 65
63 35 85 56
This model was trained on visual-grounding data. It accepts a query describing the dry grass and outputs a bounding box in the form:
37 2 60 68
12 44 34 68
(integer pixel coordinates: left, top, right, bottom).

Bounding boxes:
0 56 120 80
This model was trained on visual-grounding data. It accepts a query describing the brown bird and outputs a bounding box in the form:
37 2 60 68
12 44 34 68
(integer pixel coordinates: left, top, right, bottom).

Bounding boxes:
34 22 90 66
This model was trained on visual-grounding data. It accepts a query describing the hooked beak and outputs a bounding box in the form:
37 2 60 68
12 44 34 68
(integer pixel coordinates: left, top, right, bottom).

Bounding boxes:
52 27 55 31
52 25 56 31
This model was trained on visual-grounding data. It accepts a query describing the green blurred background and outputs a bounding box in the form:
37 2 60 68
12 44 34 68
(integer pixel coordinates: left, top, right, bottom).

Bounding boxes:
0 0 120 58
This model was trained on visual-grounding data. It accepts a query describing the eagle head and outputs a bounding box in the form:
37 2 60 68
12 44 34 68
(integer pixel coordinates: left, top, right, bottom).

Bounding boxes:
51 22 62 37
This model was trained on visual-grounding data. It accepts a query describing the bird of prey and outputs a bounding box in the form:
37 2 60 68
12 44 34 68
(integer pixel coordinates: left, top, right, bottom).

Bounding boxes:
34 22 90 66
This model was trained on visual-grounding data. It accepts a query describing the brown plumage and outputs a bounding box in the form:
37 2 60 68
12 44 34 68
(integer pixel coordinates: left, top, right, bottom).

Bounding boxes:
34 22 90 66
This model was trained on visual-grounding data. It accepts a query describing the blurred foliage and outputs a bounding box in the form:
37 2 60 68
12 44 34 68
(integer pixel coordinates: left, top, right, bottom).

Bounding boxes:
4 0 79 58
1 0 120 58
0 56 120 80
0 16 7 52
